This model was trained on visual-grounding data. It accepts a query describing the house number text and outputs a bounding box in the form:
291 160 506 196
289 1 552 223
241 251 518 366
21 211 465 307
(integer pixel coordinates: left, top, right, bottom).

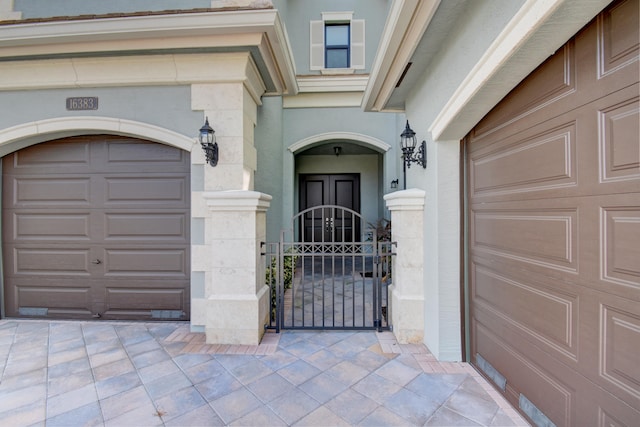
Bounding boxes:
66 97 98 110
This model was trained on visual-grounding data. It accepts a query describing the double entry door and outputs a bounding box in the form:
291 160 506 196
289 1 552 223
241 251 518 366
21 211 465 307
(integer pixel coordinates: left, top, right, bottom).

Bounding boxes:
299 174 360 242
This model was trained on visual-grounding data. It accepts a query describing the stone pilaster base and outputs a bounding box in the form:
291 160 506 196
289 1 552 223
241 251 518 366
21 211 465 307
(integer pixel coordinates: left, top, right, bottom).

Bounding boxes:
389 285 424 344
205 284 270 345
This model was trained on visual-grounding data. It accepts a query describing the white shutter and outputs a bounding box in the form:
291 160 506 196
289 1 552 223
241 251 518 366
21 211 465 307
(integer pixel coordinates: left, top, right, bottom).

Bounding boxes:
350 19 365 69
310 20 324 70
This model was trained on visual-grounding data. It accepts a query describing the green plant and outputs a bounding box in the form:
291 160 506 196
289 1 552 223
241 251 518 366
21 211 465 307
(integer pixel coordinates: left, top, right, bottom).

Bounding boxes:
367 218 391 242
367 218 392 283
265 248 298 321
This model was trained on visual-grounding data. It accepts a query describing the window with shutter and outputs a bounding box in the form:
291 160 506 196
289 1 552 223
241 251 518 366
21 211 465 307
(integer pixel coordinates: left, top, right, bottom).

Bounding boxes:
309 12 365 72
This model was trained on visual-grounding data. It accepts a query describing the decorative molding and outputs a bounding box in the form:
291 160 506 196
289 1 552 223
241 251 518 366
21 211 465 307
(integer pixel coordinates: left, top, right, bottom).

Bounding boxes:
0 53 266 103
282 92 363 108
0 9 297 96
384 188 426 210
0 116 195 156
203 190 272 212
288 131 390 154
297 75 369 92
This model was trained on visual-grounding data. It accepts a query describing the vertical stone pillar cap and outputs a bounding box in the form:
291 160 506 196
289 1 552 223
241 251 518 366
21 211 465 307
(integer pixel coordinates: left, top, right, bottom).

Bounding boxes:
384 188 426 211
203 190 272 212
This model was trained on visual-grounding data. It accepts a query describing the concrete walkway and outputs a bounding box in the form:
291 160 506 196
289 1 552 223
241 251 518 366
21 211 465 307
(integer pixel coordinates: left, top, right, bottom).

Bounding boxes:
0 319 529 426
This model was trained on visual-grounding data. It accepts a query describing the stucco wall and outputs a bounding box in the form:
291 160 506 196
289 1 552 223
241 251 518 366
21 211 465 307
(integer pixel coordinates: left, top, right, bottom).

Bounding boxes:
273 0 391 75
254 96 285 242
0 86 201 138
404 0 526 361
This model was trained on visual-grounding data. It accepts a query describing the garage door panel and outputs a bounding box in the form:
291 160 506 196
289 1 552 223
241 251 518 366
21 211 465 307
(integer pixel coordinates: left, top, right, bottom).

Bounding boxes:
598 300 640 401
471 121 577 198
472 43 577 141
4 280 93 318
596 0 640 79
5 139 93 174
472 208 577 271
471 195 639 301
10 212 92 241
602 206 640 289
103 249 188 277
472 269 639 403
598 94 640 183
104 176 188 206
104 213 188 242
102 281 188 320
11 248 91 276
471 89 639 203
105 139 189 172
7 177 92 207
474 316 640 427
472 262 579 359
473 321 575 427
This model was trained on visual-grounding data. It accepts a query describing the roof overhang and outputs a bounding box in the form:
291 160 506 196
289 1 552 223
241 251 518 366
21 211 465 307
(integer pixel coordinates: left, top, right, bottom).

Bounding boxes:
0 8 298 96
363 0 614 140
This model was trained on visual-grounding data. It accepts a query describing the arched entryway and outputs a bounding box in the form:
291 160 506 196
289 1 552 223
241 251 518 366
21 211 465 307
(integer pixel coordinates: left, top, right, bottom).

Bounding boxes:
2 135 191 320
288 132 392 229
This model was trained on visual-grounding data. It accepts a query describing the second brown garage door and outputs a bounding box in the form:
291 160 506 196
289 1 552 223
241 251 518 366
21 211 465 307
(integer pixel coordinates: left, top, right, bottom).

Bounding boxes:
466 0 639 425
2 135 191 320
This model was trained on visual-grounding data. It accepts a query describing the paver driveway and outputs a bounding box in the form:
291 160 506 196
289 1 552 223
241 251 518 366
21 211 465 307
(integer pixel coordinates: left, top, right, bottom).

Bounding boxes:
0 319 529 426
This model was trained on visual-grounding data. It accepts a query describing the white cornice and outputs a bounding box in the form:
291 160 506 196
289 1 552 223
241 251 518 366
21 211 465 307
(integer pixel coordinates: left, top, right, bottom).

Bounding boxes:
0 9 298 96
0 53 266 102
362 0 440 112
297 75 369 93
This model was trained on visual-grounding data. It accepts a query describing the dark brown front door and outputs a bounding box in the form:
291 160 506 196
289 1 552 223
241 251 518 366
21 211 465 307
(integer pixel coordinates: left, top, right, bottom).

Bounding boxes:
299 174 360 242
2 135 190 320
465 1 639 425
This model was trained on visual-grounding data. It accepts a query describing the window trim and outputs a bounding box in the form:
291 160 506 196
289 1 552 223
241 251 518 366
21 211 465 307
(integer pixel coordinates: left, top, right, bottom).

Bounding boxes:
310 11 364 73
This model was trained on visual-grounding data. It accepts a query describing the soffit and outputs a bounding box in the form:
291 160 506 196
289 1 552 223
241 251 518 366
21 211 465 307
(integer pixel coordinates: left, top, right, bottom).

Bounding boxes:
364 0 614 140
0 9 298 95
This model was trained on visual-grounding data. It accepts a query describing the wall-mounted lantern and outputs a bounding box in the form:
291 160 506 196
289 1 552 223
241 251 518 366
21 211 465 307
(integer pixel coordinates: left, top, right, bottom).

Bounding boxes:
400 120 426 169
199 117 218 167
390 179 399 189
399 120 426 189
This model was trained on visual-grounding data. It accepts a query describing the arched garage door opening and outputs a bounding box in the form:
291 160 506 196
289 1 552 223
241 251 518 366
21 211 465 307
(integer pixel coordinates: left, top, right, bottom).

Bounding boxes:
2 135 191 321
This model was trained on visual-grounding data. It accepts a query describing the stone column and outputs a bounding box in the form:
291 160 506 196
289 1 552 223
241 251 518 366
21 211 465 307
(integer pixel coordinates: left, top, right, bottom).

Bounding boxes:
188 53 270 343
384 188 426 344
201 190 271 345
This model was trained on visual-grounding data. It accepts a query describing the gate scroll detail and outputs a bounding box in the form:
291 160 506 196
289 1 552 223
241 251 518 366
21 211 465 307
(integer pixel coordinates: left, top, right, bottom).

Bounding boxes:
265 205 394 332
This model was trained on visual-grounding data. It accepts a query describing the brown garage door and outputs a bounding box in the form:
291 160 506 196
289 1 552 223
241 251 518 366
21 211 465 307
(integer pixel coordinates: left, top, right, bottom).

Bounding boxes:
2 135 190 320
466 0 639 425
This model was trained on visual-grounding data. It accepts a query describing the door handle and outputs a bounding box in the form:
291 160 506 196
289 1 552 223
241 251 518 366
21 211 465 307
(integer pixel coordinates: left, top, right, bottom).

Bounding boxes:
325 217 334 232
91 259 102 265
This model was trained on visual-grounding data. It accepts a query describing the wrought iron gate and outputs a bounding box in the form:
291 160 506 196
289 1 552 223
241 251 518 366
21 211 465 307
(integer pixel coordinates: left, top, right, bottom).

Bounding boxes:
265 205 394 332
